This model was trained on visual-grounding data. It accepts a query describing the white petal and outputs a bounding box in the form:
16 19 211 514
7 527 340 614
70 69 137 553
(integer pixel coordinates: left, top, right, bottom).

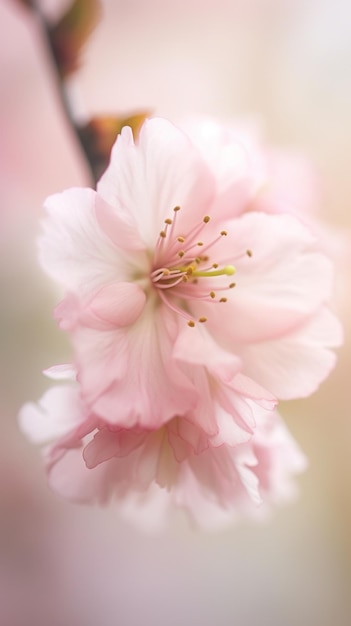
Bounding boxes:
19 385 84 443
43 364 77 381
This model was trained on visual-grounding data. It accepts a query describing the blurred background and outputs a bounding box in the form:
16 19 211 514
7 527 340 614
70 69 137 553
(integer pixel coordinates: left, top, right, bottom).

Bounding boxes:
1 0 351 624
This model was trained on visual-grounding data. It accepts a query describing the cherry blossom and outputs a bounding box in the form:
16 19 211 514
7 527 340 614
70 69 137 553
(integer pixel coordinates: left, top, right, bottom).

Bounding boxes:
19 377 306 529
23 117 342 525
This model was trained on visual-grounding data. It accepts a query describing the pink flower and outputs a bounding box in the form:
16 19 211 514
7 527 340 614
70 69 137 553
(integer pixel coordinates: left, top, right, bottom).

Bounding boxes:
25 116 342 526
40 118 341 413
19 376 306 530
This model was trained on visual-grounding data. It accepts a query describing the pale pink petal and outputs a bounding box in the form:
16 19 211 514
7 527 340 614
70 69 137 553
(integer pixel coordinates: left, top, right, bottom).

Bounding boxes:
252 416 308 502
83 428 147 469
77 304 199 428
240 307 343 399
181 117 266 218
252 150 320 217
200 212 335 343
168 418 210 460
230 373 277 409
54 293 81 331
94 194 146 250
173 323 241 382
98 118 216 246
214 384 257 438
84 282 146 329
210 403 254 446
179 365 220 437
40 188 140 297
48 446 113 504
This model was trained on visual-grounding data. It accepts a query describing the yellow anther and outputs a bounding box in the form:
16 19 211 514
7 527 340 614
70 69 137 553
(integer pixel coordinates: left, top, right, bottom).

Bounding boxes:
197 242 204 246
199 317 207 323
165 218 172 225
173 206 181 212
229 282 236 288
246 249 253 257
162 269 171 276
219 297 227 303
210 291 216 299
203 216 210 223
220 230 228 236
159 230 167 238
212 263 219 269
188 320 195 327
177 236 185 243
178 250 185 258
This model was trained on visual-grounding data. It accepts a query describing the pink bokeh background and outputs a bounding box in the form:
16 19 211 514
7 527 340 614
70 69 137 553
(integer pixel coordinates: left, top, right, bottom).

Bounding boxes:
1 0 351 624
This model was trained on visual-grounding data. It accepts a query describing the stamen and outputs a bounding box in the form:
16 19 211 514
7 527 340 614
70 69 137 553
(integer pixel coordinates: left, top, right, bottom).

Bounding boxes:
157 276 185 288
158 289 195 323
152 207 241 325
246 249 253 257
175 213 212 251
155 206 181 261
188 231 228 258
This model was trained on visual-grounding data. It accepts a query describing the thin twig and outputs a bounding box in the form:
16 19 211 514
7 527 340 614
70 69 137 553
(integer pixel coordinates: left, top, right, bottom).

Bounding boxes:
31 1 96 184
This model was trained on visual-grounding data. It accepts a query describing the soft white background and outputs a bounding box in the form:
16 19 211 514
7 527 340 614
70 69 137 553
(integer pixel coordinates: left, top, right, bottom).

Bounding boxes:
1 0 351 624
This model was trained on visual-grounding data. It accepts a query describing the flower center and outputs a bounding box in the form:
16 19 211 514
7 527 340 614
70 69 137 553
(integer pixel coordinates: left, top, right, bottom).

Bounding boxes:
150 206 245 326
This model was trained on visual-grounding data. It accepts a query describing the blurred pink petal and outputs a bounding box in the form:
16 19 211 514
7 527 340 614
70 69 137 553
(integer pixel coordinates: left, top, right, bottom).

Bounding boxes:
21 382 306 530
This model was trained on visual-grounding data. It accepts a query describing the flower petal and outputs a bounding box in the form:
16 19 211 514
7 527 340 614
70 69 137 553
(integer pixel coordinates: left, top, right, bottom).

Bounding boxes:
85 282 146 329
83 428 147 469
202 212 335 343
19 385 84 443
240 307 343 399
173 323 241 382
77 304 199 428
40 188 141 297
98 118 216 246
